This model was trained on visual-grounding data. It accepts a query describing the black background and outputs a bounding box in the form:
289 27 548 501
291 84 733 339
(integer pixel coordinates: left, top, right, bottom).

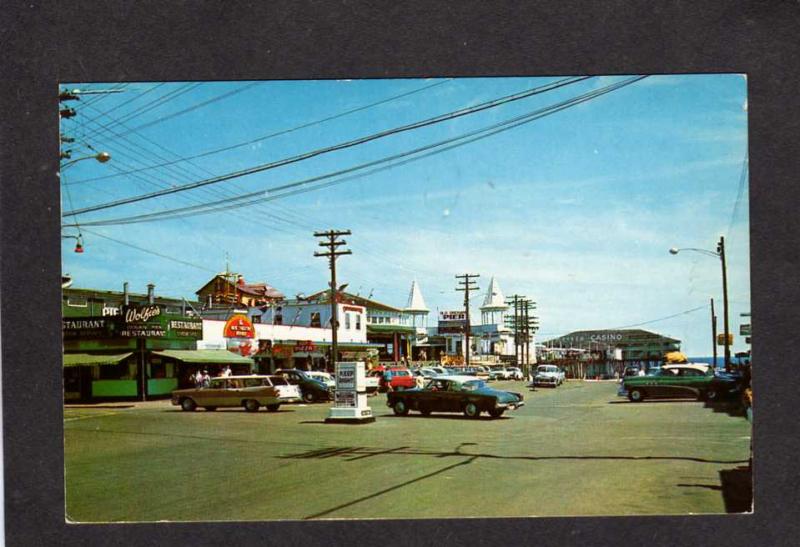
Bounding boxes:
2 1 799 545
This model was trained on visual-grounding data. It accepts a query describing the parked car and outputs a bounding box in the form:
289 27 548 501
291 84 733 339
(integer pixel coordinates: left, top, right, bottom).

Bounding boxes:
488 366 511 381
367 366 416 391
532 365 565 387
273 368 332 403
506 367 524 380
171 375 301 412
387 375 525 418
413 367 440 379
306 371 335 389
622 364 740 402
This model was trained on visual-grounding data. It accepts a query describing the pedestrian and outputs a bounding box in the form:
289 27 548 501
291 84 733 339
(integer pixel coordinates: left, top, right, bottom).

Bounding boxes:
202 370 211 387
195 369 204 387
223 365 232 377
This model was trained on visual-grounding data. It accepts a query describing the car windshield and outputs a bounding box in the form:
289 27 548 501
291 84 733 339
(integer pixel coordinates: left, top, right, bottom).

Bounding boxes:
538 366 556 373
461 380 486 391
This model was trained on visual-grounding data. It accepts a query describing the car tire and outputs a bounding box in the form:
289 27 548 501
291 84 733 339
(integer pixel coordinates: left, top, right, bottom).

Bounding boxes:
706 388 719 401
489 408 505 418
393 400 409 416
204 406 217 412
266 404 280 412
628 388 645 402
302 392 316 403
464 402 481 418
180 398 197 412
244 399 260 412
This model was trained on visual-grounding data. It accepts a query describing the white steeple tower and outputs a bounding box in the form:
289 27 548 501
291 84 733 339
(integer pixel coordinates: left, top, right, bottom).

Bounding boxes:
404 279 429 329
480 276 509 326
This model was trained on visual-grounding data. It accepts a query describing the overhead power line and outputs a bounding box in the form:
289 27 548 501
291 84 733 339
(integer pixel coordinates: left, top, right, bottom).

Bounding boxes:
79 228 217 273
67 79 454 185
63 76 591 217
609 305 706 330
65 76 646 228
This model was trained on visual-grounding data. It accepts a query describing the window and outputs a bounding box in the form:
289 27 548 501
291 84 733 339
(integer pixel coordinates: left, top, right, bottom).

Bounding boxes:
252 315 261 324
355 314 361 330
345 313 351 330
274 307 283 325
67 295 88 307
310 312 321 328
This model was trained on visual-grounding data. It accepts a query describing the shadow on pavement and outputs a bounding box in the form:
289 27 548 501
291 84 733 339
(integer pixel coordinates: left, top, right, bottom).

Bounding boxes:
279 444 749 466
677 464 752 513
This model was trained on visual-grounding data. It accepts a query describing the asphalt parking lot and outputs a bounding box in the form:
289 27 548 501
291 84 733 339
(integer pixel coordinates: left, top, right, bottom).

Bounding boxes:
64 380 752 521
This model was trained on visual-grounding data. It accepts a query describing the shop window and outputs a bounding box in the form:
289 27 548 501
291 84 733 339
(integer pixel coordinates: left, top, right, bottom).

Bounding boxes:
67 295 88 307
345 313 351 330
310 312 321 328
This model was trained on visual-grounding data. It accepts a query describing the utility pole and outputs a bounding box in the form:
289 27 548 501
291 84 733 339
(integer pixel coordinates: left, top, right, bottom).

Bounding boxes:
710 297 718 369
505 294 523 368
717 236 731 372
314 230 352 371
455 274 480 367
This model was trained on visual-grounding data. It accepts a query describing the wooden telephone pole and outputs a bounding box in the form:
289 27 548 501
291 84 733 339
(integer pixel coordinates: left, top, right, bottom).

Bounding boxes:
455 274 480 367
314 230 352 370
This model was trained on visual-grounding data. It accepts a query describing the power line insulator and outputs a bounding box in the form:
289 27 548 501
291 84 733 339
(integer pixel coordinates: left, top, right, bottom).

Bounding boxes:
60 108 77 119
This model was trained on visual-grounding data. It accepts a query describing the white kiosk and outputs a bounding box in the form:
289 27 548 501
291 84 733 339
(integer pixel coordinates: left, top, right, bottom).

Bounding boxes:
325 361 375 424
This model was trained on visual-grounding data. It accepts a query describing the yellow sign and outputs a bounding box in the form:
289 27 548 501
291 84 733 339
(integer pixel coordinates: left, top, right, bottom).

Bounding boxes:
717 333 733 346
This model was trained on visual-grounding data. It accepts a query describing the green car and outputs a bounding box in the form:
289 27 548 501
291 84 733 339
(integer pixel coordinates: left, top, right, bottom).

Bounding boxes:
622 364 739 402
386 375 524 418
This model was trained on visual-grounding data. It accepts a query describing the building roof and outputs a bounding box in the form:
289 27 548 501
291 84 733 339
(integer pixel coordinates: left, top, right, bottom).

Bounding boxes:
404 279 429 313
306 290 402 313
543 329 681 347
195 274 284 300
481 277 508 311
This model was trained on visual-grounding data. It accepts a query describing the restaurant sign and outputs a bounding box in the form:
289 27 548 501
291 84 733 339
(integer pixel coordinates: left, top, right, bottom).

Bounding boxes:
223 314 256 338
294 340 316 353
62 305 203 341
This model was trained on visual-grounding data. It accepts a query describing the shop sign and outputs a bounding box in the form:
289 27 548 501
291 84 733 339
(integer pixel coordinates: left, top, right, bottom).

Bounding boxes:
223 314 256 338
168 318 204 339
294 340 316 353
717 333 734 346
63 317 111 339
439 310 466 321
119 305 165 337
340 351 367 359
740 324 751 336
342 305 364 313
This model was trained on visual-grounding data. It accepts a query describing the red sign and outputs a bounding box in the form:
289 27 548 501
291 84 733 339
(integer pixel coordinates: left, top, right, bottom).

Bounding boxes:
294 340 316 353
223 314 256 338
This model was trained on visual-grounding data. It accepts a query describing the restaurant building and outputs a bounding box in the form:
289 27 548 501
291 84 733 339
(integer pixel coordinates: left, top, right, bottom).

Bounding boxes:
63 284 255 401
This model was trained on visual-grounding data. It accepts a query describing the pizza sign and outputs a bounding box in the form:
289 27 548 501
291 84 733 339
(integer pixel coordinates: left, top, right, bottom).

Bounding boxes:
223 314 256 338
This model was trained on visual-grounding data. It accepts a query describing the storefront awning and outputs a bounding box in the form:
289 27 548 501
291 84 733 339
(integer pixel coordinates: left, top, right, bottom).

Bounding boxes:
153 349 254 364
63 352 133 367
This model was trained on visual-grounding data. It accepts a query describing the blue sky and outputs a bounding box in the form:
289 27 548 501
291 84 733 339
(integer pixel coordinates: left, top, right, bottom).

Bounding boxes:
61 74 750 356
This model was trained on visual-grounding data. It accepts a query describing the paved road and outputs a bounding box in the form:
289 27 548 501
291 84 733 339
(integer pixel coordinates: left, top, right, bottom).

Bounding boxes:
64 380 751 521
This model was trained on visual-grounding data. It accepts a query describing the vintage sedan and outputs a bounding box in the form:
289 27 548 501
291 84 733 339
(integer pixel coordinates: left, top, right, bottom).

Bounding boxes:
171 375 301 412
386 375 525 418
274 368 333 403
623 364 740 402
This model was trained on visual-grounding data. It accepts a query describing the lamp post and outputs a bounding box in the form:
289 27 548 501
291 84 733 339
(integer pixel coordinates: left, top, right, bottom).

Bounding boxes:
669 236 731 371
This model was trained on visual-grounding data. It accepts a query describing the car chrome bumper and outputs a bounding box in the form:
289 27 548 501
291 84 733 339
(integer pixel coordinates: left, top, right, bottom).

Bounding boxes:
497 401 525 410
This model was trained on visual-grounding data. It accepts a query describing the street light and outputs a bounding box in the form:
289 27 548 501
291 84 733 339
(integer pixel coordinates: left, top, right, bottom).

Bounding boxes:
60 151 111 170
62 234 84 253
670 236 731 371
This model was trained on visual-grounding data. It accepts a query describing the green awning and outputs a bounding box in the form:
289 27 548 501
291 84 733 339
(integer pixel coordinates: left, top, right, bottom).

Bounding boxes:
366 324 417 334
63 352 133 367
153 349 254 364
